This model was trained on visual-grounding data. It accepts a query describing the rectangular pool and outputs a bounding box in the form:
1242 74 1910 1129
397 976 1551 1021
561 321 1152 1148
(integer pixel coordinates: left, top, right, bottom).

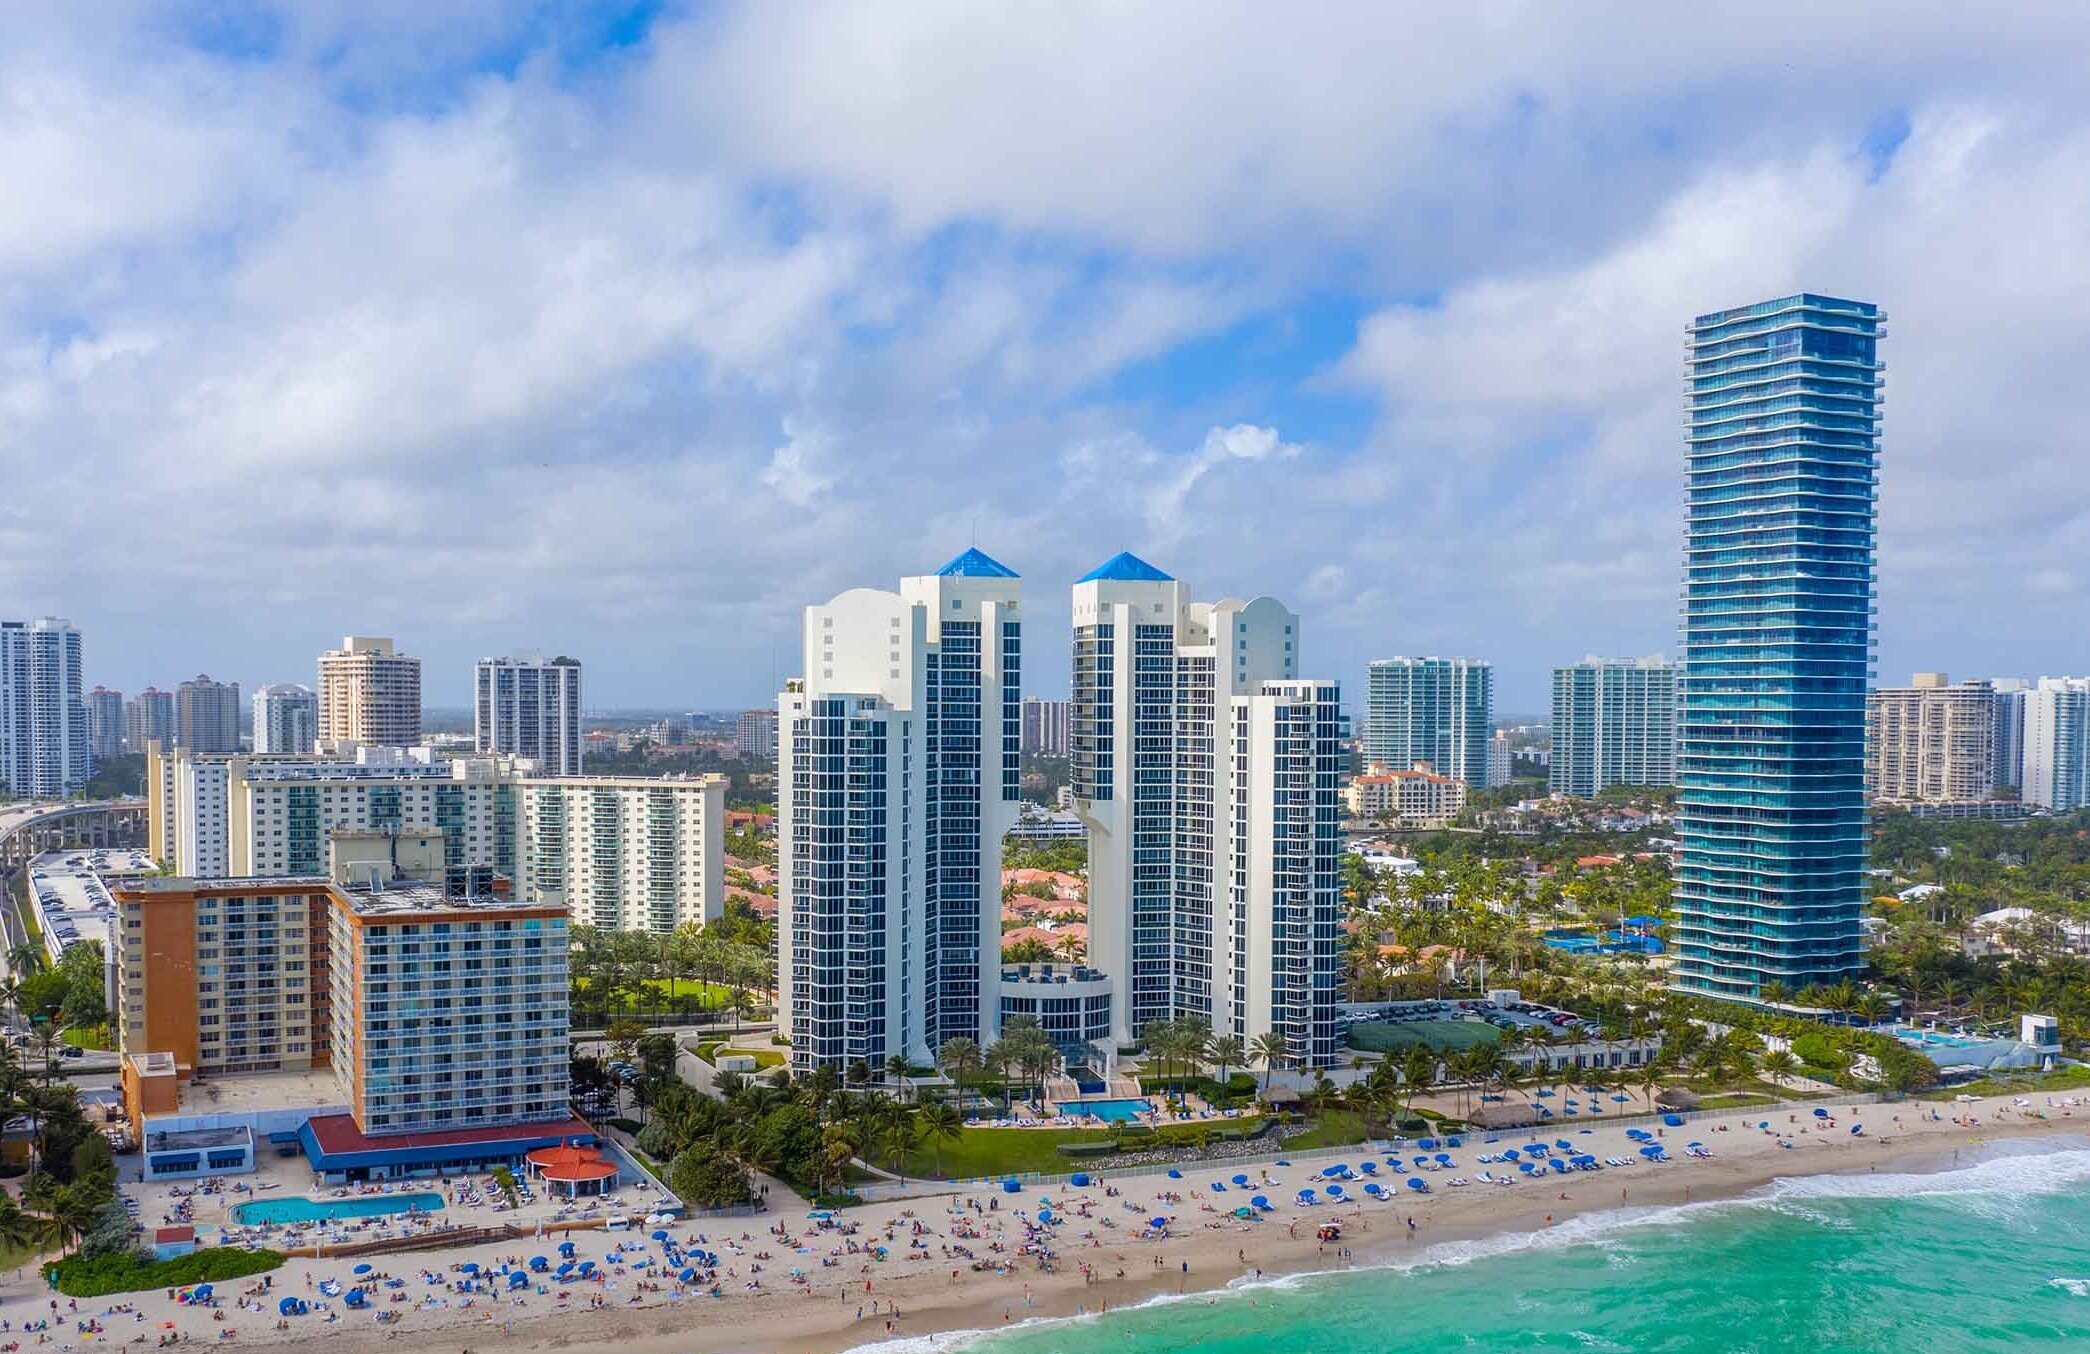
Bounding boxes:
232 1191 445 1226
1063 1098 1151 1123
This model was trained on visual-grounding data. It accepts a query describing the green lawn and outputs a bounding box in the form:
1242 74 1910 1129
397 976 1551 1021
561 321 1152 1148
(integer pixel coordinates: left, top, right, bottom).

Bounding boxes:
61 1026 112 1051
1692 1091 1779 1111
901 1116 1263 1179
1346 1020 1501 1054
693 1042 786 1070
1917 1063 2090 1100
575 977 738 1006
1279 1110 1370 1150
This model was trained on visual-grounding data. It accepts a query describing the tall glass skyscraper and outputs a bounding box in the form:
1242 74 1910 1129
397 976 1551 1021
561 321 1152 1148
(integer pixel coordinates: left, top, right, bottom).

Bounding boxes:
1674 294 1883 1000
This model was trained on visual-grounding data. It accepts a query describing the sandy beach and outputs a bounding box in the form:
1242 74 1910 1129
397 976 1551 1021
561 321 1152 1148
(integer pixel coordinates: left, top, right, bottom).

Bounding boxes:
5 1090 2080 1354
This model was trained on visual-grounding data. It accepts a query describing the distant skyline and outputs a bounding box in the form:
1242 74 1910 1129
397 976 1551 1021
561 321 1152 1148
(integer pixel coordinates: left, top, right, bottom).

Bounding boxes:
6 8 2090 710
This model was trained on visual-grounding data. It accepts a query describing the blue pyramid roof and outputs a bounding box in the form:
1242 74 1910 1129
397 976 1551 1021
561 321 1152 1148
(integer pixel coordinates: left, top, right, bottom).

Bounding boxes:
935 546 1019 578
1077 551 1173 583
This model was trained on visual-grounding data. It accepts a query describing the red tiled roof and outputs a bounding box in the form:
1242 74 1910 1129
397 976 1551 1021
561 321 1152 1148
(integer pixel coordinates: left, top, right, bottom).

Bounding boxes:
304 1114 595 1156
155 1226 195 1244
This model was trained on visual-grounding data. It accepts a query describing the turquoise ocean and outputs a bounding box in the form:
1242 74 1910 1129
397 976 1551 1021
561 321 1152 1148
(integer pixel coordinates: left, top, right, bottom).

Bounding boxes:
858 1137 2090 1354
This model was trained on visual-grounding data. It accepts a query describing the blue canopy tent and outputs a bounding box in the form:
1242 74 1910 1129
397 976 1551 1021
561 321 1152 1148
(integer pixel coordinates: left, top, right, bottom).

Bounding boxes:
1663 1114 1686 1127
1003 1179 1022 1193
1071 1173 1091 1187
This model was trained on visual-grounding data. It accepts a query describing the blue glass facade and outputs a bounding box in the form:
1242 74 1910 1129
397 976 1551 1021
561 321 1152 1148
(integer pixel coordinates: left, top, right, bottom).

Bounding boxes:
1674 294 1883 1000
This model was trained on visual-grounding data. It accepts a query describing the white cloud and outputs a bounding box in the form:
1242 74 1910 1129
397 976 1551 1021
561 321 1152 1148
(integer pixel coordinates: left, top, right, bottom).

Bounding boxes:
760 417 836 507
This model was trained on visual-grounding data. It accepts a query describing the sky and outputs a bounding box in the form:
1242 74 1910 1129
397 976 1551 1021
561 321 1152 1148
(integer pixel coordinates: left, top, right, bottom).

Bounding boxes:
5 4 2090 713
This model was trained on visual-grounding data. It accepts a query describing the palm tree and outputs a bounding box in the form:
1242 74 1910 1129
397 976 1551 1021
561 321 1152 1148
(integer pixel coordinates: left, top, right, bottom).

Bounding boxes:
1207 1035 1245 1092
1637 1056 1670 1112
1760 1049 1799 1089
884 1053 913 1100
880 1110 919 1183
937 1037 983 1113
920 1101 964 1178
1250 1030 1289 1095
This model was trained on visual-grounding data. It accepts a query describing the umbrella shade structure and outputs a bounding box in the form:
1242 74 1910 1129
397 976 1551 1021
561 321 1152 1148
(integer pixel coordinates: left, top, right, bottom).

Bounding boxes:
1211 1182 1227 1192
1071 1173 1091 1187
1232 1173 1251 1186
1276 1159 1293 1167
1556 1140 1573 1149
679 1268 698 1284
1359 1162 1379 1176
1038 1211 1055 1224
1251 1195 1272 1211
1447 1137 1464 1147
1167 1168 1183 1179
1612 1094 1631 1102
1814 1108 1831 1119
558 1242 577 1257
1519 1162 1538 1174
529 1257 549 1272
1663 1114 1686 1127
1326 1184 1346 1198
1640 1145 1664 1157
352 1264 374 1276
460 1263 480 1273
1435 1153 1452 1163
278 1298 305 1317
345 1290 367 1309
578 1261 597 1275
1150 1217 1169 1230
508 1272 529 1290
1003 1179 1022 1193
194 1286 213 1299
1501 1149 1520 1160
1297 1189 1317 1202
1851 1125 1864 1135
557 1263 576 1277
1406 1178 1428 1192
1417 1138 1438 1149
653 1228 672 1239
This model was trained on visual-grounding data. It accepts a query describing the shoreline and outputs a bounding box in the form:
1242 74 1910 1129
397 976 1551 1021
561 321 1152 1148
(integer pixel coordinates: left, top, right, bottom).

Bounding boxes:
9 1092 2083 1354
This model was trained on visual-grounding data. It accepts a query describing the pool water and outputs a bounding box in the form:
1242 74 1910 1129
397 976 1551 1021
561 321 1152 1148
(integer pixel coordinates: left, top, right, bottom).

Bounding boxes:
232 1191 445 1226
1064 1098 1151 1123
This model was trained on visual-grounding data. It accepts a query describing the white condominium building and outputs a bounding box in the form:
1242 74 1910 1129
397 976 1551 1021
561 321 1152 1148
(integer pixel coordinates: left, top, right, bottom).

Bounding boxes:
88 687 125 763
318 637 423 750
475 654 583 776
1988 677 2030 792
146 745 728 933
253 683 319 755
125 689 174 757
1362 657 1494 786
778 548 1023 1074
1070 552 1341 1068
0 617 90 797
1549 656 1678 797
516 775 726 931
1865 673 1996 805
1021 697 1070 755
734 708 778 763
2022 677 2090 811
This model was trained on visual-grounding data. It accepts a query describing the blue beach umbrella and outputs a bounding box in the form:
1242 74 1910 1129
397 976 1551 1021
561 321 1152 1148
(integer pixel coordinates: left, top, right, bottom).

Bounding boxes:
278 1298 301 1317
1813 1108 1831 1119
652 1229 670 1241
558 1242 577 1257
1003 1179 1022 1193
1359 1161 1379 1176
1406 1178 1428 1192
679 1268 697 1284
1296 1189 1316 1202
1251 1195 1271 1210
1166 1168 1182 1179
1327 1184 1346 1198
1150 1216 1169 1229
1232 1174 1251 1186
352 1264 374 1276
1071 1173 1091 1187
508 1272 528 1290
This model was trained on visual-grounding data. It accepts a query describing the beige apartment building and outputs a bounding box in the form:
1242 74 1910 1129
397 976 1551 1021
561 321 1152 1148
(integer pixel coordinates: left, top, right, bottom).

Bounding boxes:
1866 672 1996 805
1344 760 1468 829
318 636 423 750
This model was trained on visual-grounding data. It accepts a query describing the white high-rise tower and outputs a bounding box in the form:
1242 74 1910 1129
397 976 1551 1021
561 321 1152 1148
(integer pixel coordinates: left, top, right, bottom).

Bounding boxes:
0 617 90 797
1070 553 1341 1069
777 548 1022 1075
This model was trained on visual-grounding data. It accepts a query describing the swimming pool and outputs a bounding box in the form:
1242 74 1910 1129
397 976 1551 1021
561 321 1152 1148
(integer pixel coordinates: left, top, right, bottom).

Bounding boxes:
1899 1030 1980 1049
232 1191 445 1226
1064 1098 1151 1123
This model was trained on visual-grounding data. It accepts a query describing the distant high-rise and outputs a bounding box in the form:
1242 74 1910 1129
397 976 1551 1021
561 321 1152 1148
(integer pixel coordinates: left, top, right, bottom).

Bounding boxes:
1070 552 1342 1068
0 617 90 797
124 688 175 757
1988 677 2030 792
734 708 777 763
2022 677 2090 811
1020 697 1070 755
88 687 125 763
1674 294 1882 1001
1361 657 1493 785
318 636 422 750
1865 673 1995 805
252 683 319 755
778 547 1023 1074
176 675 242 754
1549 657 1678 797
475 654 583 775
